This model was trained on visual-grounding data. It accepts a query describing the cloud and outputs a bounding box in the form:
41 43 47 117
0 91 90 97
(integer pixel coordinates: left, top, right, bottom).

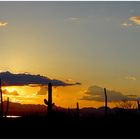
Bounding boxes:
66 78 81 85
70 17 80 21
66 78 73 82
125 76 136 81
74 82 81 85
126 94 140 101
0 71 81 86
129 16 140 25
65 17 81 22
121 16 140 27
0 22 8 27
65 16 94 23
81 85 126 102
121 22 132 27
36 86 48 95
2 89 19 96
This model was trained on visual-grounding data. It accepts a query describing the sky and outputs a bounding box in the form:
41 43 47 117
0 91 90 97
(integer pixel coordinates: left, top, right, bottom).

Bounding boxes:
0 1 140 108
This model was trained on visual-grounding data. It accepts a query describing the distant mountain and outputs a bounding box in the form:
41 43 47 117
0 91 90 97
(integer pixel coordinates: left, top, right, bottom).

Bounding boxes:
1 101 138 117
2 101 47 116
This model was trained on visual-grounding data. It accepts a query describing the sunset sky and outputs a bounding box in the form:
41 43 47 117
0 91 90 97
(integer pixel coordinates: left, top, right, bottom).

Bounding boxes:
0 1 140 108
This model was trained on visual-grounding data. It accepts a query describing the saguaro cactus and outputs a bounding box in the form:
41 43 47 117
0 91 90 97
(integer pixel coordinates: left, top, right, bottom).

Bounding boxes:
0 79 3 118
137 100 140 110
5 97 9 118
76 102 80 119
104 88 107 117
44 83 54 116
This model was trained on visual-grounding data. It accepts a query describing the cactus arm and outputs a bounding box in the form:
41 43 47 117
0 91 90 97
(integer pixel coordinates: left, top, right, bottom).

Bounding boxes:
44 99 48 105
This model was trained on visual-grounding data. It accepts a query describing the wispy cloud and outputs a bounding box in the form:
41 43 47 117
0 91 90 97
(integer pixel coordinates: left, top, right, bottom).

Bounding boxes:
0 22 8 27
65 15 95 23
129 16 140 25
66 78 73 82
125 76 136 81
121 16 140 27
65 17 81 22
121 22 132 27
70 17 80 21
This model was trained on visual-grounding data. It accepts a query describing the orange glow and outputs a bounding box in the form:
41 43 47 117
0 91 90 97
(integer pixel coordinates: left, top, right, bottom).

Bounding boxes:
1 85 118 108
3 86 19 93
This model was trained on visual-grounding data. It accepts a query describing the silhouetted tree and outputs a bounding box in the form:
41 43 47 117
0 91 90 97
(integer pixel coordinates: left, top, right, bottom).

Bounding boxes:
116 99 136 109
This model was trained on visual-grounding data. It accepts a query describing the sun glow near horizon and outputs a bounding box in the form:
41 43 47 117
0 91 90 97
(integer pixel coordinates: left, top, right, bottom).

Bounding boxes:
0 84 117 109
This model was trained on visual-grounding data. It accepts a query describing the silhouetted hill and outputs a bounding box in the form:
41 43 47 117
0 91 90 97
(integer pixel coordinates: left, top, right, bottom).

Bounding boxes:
0 102 140 138
2 101 139 118
3 101 47 116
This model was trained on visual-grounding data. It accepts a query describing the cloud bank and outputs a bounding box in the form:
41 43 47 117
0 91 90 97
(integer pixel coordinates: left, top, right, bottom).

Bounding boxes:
0 71 81 86
81 85 126 102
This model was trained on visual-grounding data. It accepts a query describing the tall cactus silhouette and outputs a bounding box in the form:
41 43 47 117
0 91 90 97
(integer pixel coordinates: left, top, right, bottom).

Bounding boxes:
137 100 140 110
76 102 80 120
0 79 3 118
104 88 107 117
44 83 54 117
5 97 9 118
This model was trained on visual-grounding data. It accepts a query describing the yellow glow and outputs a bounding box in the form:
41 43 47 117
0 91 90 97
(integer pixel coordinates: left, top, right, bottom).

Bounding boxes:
1 85 118 108
0 22 8 27
4 87 18 92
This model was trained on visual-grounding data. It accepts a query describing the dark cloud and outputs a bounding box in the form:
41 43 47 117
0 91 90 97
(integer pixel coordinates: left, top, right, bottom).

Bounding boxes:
2 89 19 96
81 85 126 102
126 94 140 101
74 82 81 85
0 71 81 86
36 86 48 95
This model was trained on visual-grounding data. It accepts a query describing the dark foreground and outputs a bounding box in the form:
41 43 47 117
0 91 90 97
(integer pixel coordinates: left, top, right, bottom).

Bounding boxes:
0 110 140 139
